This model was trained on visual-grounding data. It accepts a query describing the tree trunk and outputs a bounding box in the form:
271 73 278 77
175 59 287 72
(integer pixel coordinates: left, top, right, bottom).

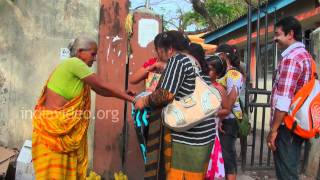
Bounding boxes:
190 0 217 30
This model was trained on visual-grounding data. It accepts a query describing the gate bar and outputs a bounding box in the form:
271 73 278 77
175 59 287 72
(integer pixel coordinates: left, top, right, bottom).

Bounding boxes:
263 2 269 90
243 0 253 170
248 89 271 95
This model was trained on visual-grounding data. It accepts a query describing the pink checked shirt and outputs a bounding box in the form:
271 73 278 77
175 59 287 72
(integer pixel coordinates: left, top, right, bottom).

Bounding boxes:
270 42 313 125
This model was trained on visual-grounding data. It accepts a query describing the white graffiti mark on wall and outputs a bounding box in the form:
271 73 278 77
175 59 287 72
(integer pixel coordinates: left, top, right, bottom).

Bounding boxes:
112 35 122 43
105 35 123 62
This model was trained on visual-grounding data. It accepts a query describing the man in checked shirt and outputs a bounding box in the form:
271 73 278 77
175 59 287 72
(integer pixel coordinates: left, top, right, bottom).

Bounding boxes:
266 16 314 180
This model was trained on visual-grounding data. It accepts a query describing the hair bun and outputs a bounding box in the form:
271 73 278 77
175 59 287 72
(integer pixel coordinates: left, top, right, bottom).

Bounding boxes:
68 39 75 51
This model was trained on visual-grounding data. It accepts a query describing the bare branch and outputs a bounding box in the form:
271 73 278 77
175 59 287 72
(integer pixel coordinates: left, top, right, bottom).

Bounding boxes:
163 19 180 29
189 0 218 30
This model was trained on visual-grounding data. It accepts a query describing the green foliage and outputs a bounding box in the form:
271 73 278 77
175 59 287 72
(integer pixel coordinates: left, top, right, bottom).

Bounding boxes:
183 0 248 30
182 11 207 30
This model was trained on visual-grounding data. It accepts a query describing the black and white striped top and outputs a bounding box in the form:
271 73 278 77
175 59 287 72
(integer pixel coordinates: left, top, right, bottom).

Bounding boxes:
160 53 216 146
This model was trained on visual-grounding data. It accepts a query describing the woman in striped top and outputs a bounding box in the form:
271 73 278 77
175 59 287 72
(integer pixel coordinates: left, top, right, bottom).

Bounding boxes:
134 31 217 180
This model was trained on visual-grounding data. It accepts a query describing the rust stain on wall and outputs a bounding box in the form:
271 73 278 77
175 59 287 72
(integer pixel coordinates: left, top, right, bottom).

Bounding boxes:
99 1 122 36
99 5 105 26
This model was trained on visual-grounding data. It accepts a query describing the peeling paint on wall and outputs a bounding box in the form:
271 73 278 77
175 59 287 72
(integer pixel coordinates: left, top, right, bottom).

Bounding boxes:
0 70 5 89
112 35 122 42
0 88 8 105
0 66 9 146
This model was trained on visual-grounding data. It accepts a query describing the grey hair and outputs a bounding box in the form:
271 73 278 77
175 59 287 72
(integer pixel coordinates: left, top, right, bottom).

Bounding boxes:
68 36 97 57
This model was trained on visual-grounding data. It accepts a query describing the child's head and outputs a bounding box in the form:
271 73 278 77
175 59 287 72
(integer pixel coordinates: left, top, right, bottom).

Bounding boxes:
207 55 227 81
215 44 240 70
188 43 209 75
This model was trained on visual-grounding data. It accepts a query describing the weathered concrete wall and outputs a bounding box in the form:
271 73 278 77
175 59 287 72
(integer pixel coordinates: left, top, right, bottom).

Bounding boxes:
0 0 99 169
311 27 320 75
303 27 320 179
125 10 163 179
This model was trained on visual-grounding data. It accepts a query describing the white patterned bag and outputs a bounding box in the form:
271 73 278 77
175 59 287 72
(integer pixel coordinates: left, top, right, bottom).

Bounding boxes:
162 55 222 132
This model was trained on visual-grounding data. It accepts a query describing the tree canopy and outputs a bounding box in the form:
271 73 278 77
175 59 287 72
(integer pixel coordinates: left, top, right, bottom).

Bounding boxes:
132 0 267 33
187 0 247 31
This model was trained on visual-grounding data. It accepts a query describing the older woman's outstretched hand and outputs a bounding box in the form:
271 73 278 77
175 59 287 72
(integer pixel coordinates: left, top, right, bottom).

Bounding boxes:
126 90 136 96
134 96 148 110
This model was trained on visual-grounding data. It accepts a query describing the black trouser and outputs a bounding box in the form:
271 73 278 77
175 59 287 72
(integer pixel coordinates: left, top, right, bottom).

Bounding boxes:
219 118 239 174
273 125 305 180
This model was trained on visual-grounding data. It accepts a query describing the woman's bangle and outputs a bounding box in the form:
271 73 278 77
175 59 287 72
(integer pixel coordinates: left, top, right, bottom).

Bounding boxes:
144 96 149 107
132 97 137 104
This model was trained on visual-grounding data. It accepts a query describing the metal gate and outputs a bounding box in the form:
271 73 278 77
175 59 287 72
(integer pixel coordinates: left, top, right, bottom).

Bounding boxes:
241 0 320 174
242 0 277 170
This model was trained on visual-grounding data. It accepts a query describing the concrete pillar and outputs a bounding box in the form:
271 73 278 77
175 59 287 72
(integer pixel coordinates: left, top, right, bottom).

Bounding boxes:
125 9 163 179
94 1 163 178
94 0 129 178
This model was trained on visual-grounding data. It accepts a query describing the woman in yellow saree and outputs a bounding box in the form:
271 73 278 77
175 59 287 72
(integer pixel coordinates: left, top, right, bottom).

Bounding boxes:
32 36 134 180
